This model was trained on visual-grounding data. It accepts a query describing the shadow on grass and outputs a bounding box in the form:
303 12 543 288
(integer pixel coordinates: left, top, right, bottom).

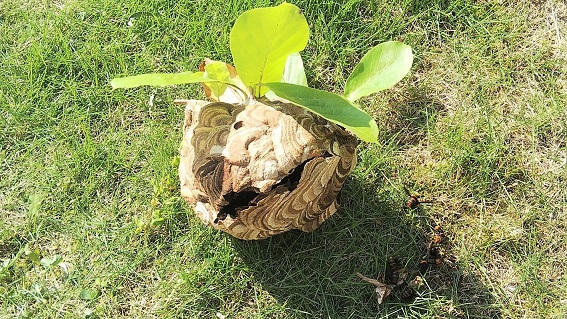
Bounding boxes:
374 85 447 148
232 176 501 318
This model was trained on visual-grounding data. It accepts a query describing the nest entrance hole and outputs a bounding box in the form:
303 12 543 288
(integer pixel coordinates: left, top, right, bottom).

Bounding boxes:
214 155 333 223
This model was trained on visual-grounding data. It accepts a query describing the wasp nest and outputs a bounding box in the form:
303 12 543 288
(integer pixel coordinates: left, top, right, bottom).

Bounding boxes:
179 99 358 240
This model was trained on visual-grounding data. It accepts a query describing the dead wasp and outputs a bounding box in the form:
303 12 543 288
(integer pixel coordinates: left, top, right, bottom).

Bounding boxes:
431 225 445 245
419 225 456 272
385 257 405 285
385 257 422 301
403 187 434 209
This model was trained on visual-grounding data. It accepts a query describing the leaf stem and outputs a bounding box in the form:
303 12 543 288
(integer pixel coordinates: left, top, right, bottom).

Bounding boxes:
226 82 250 101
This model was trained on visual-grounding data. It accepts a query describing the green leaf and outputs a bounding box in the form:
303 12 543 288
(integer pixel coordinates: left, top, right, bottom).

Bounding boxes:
230 3 309 97
26 249 41 265
40 255 63 269
344 41 413 102
28 192 44 216
264 52 308 100
282 52 307 86
110 71 213 89
200 60 249 102
203 61 233 98
79 288 99 300
265 82 378 143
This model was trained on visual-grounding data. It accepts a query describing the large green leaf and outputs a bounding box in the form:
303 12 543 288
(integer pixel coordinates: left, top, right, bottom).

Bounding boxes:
264 52 308 101
111 71 213 89
230 3 309 97
265 82 378 143
282 52 307 86
344 41 413 102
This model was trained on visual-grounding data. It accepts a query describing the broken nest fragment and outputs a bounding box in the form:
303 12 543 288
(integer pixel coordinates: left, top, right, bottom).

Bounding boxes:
178 99 358 240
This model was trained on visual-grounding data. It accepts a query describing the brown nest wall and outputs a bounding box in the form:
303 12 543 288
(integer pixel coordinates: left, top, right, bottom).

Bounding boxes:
179 100 358 240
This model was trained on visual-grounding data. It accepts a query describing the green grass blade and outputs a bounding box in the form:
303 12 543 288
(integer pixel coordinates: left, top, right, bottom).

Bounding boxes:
230 3 309 97
265 82 378 143
344 41 413 102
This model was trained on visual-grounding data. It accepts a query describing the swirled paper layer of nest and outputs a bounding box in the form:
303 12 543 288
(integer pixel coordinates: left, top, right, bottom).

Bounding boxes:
179 99 358 240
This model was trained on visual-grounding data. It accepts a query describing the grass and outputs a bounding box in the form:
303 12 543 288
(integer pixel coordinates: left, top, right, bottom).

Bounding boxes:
1 0 566 318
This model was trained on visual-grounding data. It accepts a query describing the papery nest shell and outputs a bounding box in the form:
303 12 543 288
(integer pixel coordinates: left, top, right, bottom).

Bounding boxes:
178 99 358 240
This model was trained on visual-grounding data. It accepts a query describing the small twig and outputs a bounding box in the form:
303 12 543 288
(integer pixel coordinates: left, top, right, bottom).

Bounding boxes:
356 272 394 305
173 99 192 105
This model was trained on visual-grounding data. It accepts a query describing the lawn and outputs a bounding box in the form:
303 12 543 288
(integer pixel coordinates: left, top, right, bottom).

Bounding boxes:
1 0 566 318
